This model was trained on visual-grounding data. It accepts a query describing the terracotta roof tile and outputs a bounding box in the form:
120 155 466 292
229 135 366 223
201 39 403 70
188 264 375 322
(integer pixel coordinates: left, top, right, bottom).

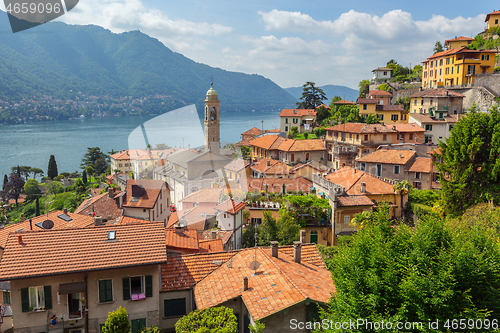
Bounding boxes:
369 90 393 96
333 100 355 105
325 123 394 134
0 211 94 249
224 159 250 172
0 222 167 280
214 199 247 215
391 123 427 132
122 179 166 209
408 157 433 173
119 216 152 224
357 98 379 104
249 135 283 150
409 113 459 124
179 188 223 204
75 192 122 222
251 159 290 176
326 167 396 195
444 36 474 46
409 88 464 98
199 239 224 253
235 137 254 147
486 11 500 22
376 104 404 112
278 109 317 117
280 139 325 152
167 206 217 230
357 149 416 164
194 246 334 321
278 244 326 268
161 251 237 291
242 127 263 136
337 195 374 207
200 229 234 245
240 177 313 194
166 228 199 251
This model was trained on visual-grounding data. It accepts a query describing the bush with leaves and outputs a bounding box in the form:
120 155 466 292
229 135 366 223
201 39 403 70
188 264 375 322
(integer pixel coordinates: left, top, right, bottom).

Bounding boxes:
102 306 130 333
249 320 265 333
175 306 237 333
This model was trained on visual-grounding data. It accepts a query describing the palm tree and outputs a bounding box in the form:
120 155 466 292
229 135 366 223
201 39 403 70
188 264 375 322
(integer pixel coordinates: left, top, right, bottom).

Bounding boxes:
393 180 410 221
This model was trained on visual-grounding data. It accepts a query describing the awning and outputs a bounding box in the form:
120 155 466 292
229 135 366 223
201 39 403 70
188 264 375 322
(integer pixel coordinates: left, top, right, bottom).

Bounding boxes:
59 282 86 294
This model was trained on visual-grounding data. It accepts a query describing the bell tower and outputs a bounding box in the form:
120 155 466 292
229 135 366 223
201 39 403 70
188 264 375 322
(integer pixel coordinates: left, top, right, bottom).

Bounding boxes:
204 83 220 154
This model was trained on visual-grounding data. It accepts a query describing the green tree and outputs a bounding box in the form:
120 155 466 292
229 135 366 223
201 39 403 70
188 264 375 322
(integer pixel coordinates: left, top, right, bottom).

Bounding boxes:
46 181 64 195
2 175 7 190
24 179 41 200
29 167 44 180
240 146 251 160
11 166 31 180
257 211 278 246
364 114 379 124
296 82 327 109
433 41 444 54
242 223 257 248
82 170 88 185
377 83 391 92
276 210 300 245
175 306 238 333
328 95 342 110
47 155 58 180
81 147 109 175
410 64 422 80
392 180 409 220
249 321 265 333
4 173 25 205
435 104 500 216
333 104 361 124
315 105 331 123
288 126 299 139
316 206 500 333
358 79 370 98
102 306 131 333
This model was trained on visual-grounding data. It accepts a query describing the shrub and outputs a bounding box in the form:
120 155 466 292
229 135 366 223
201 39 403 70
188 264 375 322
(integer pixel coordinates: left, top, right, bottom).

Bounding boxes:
102 306 130 333
175 306 237 333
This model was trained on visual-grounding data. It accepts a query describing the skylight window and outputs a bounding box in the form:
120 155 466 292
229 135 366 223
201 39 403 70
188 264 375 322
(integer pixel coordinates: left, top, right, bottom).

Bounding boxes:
108 231 116 240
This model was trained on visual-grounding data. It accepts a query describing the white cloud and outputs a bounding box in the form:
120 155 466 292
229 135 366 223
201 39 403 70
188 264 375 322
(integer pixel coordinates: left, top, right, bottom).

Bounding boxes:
58 0 232 39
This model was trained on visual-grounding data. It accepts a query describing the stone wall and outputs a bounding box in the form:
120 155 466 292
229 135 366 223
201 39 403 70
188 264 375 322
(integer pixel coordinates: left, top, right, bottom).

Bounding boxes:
454 87 498 111
475 73 500 96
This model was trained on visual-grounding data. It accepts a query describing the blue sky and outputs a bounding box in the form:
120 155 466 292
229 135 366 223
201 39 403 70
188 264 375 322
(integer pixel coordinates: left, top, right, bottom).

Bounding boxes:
1 1 494 90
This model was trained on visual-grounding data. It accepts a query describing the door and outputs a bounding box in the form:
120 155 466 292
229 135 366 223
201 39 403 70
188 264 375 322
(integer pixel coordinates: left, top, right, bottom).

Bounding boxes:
68 293 82 318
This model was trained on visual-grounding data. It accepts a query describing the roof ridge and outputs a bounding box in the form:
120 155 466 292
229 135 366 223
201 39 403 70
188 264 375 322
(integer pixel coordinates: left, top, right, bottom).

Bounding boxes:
192 251 240 286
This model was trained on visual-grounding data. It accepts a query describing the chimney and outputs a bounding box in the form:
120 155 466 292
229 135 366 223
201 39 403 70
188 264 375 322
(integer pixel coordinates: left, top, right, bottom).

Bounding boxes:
119 195 123 208
270 241 279 258
266 160 271 166
211 230 217 240
108 188 114 198
174 225 184 234
360 182 366 193
392 126 396 130
94 216 103 226
293 241 302 264
21 213 25 222
29 219 32 230
64 208 68 215
242 277 248 291
300 230 306 244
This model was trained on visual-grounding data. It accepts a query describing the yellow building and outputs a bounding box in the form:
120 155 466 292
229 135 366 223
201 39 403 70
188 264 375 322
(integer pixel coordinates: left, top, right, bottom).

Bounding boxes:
409 88 464 115
444 36 474 50
422 46 496 88
357 90 407 124
486 10 500 30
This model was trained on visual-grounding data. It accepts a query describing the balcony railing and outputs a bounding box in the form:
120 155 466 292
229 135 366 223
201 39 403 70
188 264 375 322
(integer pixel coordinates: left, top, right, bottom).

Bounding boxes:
333 146 358 155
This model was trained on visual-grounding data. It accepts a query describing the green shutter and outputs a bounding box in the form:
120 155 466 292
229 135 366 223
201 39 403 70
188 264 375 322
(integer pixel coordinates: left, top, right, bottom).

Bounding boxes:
123 277 130 300
105 280 113 302
98 280 106 303
131 319 138 333
44 285 52 309
139 318 146 332
145 275 153 298
21 288 29 312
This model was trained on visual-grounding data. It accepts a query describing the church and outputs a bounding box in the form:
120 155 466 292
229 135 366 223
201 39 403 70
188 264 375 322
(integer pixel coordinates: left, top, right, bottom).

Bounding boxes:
153 84 233 207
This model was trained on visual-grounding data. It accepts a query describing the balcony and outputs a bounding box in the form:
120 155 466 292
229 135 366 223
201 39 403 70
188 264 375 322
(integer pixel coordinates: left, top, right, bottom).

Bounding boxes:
332 146 358 156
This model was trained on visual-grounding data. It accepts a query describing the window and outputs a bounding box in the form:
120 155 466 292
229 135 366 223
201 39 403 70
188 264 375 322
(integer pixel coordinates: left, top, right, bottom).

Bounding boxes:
445 68 449 75
430 62 433 68
356 135 359 140
439 59 443 66
293 118 298 124
360 162 366 171
3 291 10 304
430 70 433 77
131 318 147 333
21 286 52 312
391 114 398 121
118 164 122 167
383 71 387 75
452 56 454 64
377 114 384 121
439 112 444 119
306 152 310 160
496 19 499 24
451 67 454 74
425 124 433 131
363 104 367 110
425 63 428 69
285 118 288 124
409 133 413 140
446 58 450 65
482 55 490 61
285 126 288 132
123 275 153 300
439 69 442 75
413 181 422 189
164 298 187 318
414 99 417 105
376 164 382 177
98 279 113 303
310 231 318 244
394 165 400 174
415 172 421 179
364 135 369 141
344 215 351 224
457 66 459 74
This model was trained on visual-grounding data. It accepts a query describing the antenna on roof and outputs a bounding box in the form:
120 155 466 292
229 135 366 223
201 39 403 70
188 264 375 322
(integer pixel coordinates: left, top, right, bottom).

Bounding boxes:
249 223 260 276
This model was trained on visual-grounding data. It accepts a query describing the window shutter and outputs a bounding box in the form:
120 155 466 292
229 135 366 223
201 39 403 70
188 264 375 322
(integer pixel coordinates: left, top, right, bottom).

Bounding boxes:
139 318 146 331
105 280 113 302
122 277 130 300
145 275 153 298
131 319 138 333
44 285 52 309
21 288 29 312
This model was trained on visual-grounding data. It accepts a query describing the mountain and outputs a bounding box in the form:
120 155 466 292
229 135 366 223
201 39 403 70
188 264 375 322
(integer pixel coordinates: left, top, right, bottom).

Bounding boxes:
284 84 358 104
0 11 296 112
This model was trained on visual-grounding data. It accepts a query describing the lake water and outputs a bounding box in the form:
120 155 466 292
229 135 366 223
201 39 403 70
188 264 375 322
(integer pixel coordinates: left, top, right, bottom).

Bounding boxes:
0 106 280 178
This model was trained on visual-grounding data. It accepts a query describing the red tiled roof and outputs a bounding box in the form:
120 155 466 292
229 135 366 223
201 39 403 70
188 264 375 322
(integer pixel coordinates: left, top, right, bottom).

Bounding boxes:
279 109 317 117
235 137 254 147
391 123 427 132
241 127 263 136
214 199 246 215
333 100 355 105
337 195 374 207
408 157 433 173
194 246 334 320
409 88 464 98
167 206 217 230
486 11 500 22
122 179 166 209
325 123 394 134
166 228 199 251
357 98 379 104
249 135 283 150
376 104 404 112
316 104 331 110
250 158 290 176
199 239 224 253
444 36 474 46
278 244 326 268
240 177 313 194
119 216 151 225
357 149 416 165
0 211 94 249
161 251 237 291
200 229 234 245
0 222 167 280
369 90 392 96
280 139 326 152
409 113 459 124
326 167 396 196
75 191 122 222
180 188 223 204
224 159 250 172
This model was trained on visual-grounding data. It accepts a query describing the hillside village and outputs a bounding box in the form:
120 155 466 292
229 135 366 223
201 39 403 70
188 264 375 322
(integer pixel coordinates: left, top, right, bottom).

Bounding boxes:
0 9 500 333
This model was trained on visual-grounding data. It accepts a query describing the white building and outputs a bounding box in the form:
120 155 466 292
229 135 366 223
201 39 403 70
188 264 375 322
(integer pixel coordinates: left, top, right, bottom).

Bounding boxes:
372 67 393 83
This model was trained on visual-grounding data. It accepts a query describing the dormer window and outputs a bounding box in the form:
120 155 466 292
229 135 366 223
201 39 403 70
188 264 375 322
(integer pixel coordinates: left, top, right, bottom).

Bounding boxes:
108 231 116 240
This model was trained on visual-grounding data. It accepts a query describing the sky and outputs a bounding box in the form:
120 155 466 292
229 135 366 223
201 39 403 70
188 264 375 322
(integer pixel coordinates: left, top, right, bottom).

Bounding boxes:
1 1 494 90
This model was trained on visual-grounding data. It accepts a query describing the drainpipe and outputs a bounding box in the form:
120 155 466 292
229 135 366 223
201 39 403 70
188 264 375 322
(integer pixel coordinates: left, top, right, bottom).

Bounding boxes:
85 273 89 333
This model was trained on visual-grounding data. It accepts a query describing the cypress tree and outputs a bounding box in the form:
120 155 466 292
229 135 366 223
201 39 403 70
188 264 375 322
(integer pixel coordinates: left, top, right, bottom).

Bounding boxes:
47 155 58 180
35 197 40 216
2 174 7 189
82 170 87 184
